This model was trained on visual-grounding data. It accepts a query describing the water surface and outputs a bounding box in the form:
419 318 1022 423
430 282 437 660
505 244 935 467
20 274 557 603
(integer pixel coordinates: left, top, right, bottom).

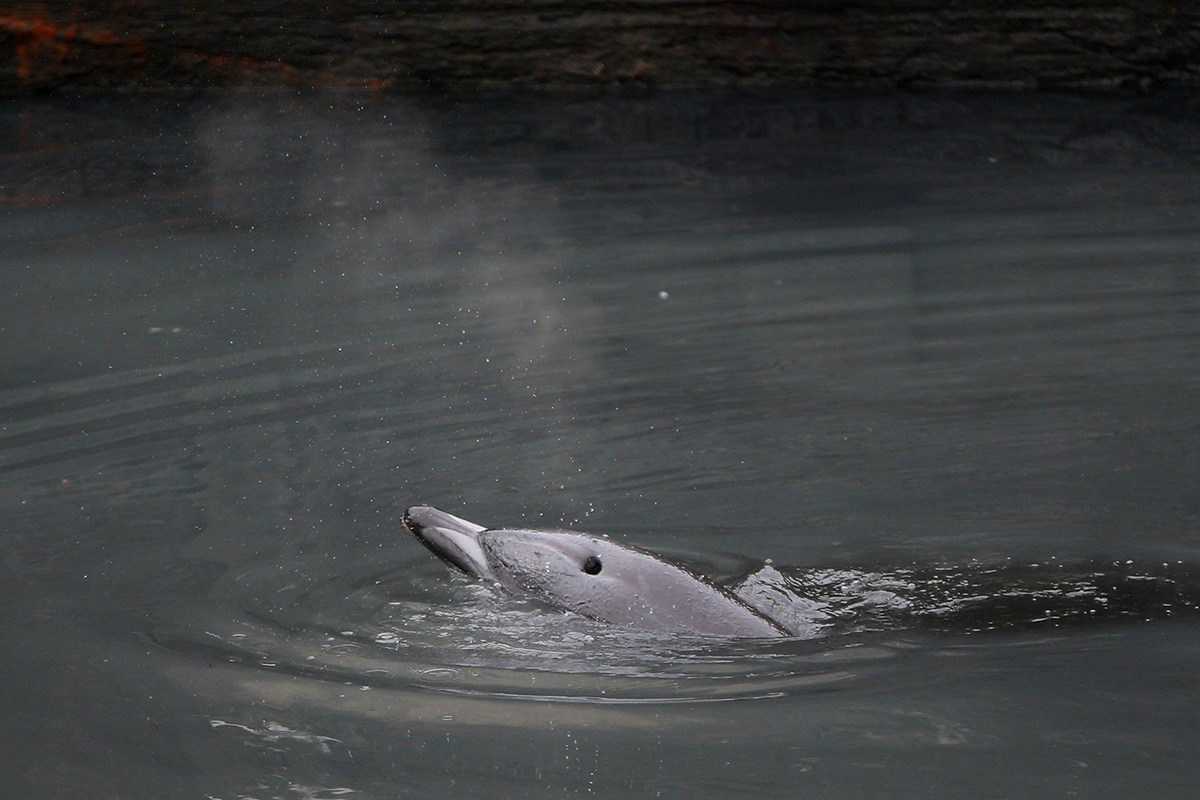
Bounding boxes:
2 93 1199 798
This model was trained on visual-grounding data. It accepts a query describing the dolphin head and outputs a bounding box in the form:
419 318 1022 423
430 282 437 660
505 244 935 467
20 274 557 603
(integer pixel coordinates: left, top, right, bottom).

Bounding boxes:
478 530 622 596
477 528 784 636
403 506 787 637
479 529 666 625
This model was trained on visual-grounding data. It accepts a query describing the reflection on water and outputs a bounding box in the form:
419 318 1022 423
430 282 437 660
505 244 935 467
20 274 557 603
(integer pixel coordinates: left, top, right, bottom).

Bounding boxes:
2 93 1200 799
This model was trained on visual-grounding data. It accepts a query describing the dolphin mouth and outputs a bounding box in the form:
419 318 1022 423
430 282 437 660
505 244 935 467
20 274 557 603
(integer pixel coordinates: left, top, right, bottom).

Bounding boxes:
403 505 494 580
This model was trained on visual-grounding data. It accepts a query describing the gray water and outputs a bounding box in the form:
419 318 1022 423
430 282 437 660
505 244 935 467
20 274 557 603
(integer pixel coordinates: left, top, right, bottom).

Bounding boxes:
3 93 1199 799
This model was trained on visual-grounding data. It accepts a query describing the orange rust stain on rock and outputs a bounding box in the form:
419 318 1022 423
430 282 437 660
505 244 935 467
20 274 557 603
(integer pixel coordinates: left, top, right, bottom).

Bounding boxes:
0 13 145 81
177 48 395 91
3 11 394 92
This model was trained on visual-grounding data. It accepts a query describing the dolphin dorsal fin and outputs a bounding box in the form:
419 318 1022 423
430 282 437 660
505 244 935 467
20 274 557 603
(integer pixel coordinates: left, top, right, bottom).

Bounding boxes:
730 564 831 637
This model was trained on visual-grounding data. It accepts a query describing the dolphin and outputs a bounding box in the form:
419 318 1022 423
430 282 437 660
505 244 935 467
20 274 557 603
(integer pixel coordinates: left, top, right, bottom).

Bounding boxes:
403 505 788 638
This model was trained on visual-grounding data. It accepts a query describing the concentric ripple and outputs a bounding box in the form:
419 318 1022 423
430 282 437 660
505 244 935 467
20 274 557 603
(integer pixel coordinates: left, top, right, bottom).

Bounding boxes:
149 550 896 705
147 543 1200 707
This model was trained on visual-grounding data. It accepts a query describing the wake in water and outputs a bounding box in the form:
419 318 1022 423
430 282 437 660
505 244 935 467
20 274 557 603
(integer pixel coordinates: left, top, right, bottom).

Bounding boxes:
149 548 1199 708
732 557 1198 637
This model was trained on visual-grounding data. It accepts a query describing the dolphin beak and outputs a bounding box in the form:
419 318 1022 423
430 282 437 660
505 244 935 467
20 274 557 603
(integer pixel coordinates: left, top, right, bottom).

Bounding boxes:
403 505 494 580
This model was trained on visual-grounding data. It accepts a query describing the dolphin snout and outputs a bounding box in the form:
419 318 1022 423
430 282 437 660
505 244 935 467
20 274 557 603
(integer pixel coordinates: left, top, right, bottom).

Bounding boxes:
402 505 431 535
403 505 493 580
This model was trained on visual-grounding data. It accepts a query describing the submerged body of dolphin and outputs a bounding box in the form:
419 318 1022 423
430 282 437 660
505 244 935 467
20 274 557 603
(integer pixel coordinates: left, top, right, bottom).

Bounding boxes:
403 505 788 638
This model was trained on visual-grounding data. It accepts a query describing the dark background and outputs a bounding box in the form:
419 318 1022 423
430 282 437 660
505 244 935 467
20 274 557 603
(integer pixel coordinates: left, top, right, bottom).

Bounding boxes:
2 1 1198 94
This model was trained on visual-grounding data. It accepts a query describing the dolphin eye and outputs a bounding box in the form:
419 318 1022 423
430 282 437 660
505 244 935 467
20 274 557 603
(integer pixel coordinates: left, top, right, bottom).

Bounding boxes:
582 555 602 575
